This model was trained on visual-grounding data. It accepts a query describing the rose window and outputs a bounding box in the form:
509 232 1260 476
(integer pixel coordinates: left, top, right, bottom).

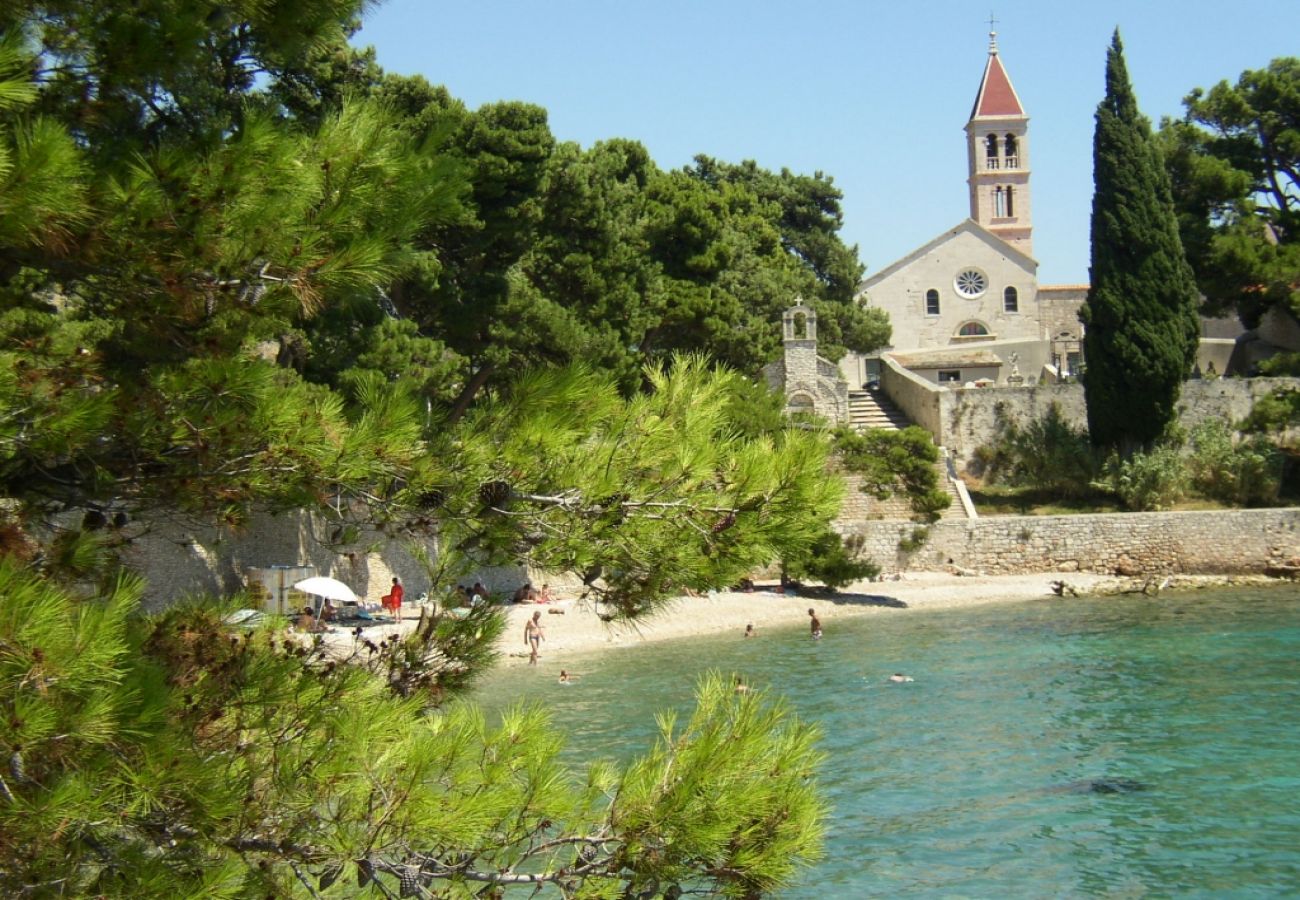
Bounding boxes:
954 269 988 299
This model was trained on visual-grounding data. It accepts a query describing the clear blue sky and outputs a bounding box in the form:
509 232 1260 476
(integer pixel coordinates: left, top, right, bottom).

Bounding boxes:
353 0 1294 286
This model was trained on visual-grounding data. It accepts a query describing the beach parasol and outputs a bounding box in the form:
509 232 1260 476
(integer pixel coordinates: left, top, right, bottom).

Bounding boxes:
293 575 358 604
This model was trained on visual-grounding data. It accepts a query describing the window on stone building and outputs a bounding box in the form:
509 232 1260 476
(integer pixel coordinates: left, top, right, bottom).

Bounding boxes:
925 288 940 315
1004 134 1018 167
957 321 990 337
1004 286 1018 313
1006 185 1015 217
938 370 962 383
993 186 1007 217
985 134 998 168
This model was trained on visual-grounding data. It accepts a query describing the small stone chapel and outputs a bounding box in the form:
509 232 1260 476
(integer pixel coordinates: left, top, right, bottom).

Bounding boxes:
761 299 849 423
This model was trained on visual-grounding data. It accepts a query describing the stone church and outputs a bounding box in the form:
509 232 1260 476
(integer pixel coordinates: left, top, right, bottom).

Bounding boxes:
842 32 1088 389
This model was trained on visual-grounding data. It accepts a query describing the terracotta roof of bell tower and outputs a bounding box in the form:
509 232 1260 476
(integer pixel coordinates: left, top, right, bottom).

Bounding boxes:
969 38 1025 119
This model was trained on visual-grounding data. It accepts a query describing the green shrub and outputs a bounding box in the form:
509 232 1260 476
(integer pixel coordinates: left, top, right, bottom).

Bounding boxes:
1094 444 1187 510
1241 388 1300 438
1188 420 1283 506
835 426 950 522
976 403 1096 497
897 525 930 553
1256 352 1300 377
782 529 880 590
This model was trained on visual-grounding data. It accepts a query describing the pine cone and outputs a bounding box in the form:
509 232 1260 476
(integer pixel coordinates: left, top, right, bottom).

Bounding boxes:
711 511 737 533
477 480 512 508
418 488 446 510
399 869 420 897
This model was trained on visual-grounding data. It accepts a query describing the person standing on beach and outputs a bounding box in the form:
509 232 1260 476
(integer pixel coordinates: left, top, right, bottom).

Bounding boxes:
808 608 822 640
381 577 404 622
524 610 545 664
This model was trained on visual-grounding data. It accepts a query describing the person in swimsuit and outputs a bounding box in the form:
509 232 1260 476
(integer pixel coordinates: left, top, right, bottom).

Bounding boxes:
808 608 822 640
524 610 545 664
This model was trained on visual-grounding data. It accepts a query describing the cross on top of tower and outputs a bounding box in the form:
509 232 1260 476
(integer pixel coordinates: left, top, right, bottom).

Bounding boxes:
987 12 999 53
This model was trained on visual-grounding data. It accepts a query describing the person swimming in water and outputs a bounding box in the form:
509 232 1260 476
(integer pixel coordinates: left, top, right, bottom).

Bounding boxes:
887 673 914 683
743 623 755 638
808 608 822 640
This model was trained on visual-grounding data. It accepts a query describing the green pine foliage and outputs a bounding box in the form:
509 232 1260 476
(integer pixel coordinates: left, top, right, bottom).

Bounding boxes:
0 5 852 888
833 426 951 523
781 529 879 590
1080 31 1201 454
1159 57 1300 325
0 563 824 897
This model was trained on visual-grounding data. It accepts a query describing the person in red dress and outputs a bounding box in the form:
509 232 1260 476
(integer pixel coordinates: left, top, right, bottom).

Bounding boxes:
381 577 404 621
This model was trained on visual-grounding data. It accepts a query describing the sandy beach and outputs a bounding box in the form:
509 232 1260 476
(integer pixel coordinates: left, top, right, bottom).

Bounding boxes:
491 572 1117 666
319 570 1285 666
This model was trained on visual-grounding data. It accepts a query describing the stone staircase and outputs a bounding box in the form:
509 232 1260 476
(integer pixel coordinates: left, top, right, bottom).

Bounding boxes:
847 388 911 431
839 390 975 520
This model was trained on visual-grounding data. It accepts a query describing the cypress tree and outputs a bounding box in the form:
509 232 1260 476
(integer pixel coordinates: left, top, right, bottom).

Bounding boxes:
1080 31 1201 453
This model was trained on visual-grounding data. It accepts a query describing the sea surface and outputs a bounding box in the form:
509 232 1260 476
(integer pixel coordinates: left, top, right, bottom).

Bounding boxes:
470 586 1300 897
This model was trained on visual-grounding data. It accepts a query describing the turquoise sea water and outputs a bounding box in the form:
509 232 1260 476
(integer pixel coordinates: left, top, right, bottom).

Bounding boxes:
470 587 1300 897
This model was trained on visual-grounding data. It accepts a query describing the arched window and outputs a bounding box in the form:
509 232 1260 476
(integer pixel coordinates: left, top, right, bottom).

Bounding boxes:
993 186 1007 217
925 288 940 315
1004 286 1019 312
958 321 990 337
1006 185 1015 217
791 312 807 338
984 134 999 168
1004 134 1018 167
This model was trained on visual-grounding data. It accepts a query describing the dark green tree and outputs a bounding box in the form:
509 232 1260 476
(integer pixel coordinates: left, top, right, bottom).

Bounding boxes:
1159 57 1300 325
1080 31 1201 453
0 563 825 897
0 5 843 889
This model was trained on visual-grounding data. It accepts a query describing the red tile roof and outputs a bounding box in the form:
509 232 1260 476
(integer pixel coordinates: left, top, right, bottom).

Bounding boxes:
970 53 1024 119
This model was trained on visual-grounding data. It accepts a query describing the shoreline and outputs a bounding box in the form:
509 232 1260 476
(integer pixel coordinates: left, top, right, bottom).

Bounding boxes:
495 572 1106 667
319 572 1293 667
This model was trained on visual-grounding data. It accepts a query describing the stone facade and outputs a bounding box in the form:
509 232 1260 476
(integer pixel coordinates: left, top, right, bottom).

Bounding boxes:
840 38 1092 391
117 508 526 612
838 509 1300 576
763 300 849 425
855 221 1041 353
873 367 1300 471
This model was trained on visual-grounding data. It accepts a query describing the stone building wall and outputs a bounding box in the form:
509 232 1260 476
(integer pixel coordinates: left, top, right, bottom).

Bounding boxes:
905 376 1300 470
836 474 916 522
118 508 524 612
838 508 1300 576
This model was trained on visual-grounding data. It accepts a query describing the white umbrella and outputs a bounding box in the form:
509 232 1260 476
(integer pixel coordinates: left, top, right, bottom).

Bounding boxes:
293 576 358 604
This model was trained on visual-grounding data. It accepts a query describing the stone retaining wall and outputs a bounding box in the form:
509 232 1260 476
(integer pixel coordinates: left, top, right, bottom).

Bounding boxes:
896 375 1300 470
118 508 525 611
838 508 1300 576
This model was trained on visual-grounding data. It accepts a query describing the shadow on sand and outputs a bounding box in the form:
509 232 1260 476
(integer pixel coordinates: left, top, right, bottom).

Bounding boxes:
822 591 909 609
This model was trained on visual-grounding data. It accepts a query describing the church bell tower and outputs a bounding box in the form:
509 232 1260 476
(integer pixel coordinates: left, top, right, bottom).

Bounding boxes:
965 30 1032 254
